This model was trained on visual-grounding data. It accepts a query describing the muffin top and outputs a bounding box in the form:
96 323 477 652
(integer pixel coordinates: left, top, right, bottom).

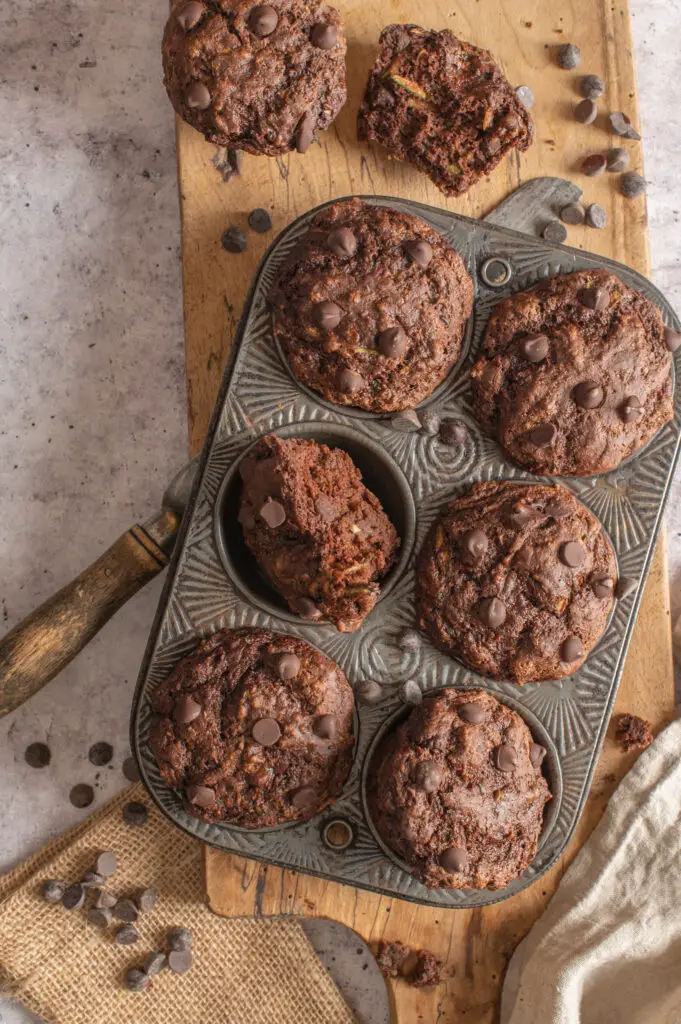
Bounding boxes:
470 269 673 476
162 0 347 153
369 689 551 890
416 481 617 683
150 628 354 827
269 199 474 412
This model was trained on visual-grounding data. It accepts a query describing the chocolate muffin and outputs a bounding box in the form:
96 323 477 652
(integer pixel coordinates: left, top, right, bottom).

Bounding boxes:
358 25 533 197
269 199 474 412
416 481 617 683
238 433 399 631
369 689 551 889
470 269 674 476
150 628 354 827
162 0 346 153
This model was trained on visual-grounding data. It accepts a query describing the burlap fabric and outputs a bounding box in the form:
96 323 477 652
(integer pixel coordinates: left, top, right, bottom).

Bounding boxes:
0 783 356 1024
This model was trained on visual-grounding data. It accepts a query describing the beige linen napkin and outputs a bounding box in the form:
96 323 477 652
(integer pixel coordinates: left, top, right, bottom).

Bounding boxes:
501 717 681 1024
0 783 356 1024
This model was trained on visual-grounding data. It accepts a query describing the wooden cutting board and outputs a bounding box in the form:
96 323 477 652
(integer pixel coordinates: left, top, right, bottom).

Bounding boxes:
175 1 675 1019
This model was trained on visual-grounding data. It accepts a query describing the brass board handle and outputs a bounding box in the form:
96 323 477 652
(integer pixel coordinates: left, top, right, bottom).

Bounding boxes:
0 526 168 718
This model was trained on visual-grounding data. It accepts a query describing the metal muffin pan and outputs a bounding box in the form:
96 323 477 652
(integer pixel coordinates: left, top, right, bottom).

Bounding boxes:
131 194 681 909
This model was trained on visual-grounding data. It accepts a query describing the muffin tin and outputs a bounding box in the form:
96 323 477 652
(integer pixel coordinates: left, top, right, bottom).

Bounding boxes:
131 194 681 909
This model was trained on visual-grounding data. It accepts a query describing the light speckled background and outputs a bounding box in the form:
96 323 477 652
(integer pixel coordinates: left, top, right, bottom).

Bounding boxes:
0 0 680 921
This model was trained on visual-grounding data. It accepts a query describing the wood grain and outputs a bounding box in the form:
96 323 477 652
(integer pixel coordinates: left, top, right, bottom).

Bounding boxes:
175 1 675 1020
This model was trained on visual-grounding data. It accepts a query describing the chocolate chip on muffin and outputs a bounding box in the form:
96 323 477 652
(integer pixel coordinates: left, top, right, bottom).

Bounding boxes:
358 25 533 197
470 269 673 476
150 628 354 827
237 434 399 631
162 0 346 153
369 690 551 889
416 481 617 683
269 199 473 412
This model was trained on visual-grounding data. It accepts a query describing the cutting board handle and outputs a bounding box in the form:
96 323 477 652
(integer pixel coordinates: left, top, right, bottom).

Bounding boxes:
0 527 167 718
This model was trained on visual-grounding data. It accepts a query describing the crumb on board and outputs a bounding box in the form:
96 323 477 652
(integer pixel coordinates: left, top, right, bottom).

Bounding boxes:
374 940 442 987
614 713 653 752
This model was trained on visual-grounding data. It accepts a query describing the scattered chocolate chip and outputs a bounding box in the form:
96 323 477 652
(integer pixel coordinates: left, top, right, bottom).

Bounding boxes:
591 575 614 599
438 419 467 446
310 22 337 49
378 325 408 358
70 784 94 809
515 85 534 108
618 395 642 422
136 887 157 914
506 503 537 528
573 380 604 408
560 202 586 226
560 635 584 662
545 498 569 519
515 545 533 568
25 742 51 768
399 628 421 652
81 871 105 889
575 98 598 124
606 147 629 172
88 741 113 766
115 924 140 947
664 326 681 352
247 207 272 233
496 744 518 773
96 890 118 910
391 409 421 433
609 111 640 140
556 43 581 69
337 368 363 394
168 927 194 952
40 879 66 903
185 81 211 110
439 846 468 872
187 784 216 809
122 756 140 783
248 4 278 36
126 967 149 992
87 907 113 928
458 702 486 724
144 952 168 976
312 300 342 330
62 883 85 911
477 597 506 629
519 332 549 361
620 172 646 199
461 528 488 563
221 227 247 253
291 785 319 809
418 409 440 436
403 239 433 268
327 227 357 258
400 680 422 705
168 949 193 974
267 651 301 680
313 714 338 740
560 541 585 567
615 575 637 599
114 899 139 924
123 801 148 827
578 286 610 311
293 596 323 620
580 74 604 99
529 743 547 767
177 1 205 30
581 154 607 177
542 220 568 244
355 679 382 705
414 760 442 793
259 498 286 528
296 111 315 154
529 423 556 447
586 203 607 229
174 694 202 724
252 717 281 746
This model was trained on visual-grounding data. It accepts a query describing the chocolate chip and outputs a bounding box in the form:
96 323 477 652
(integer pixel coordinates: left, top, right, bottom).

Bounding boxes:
418 409 440 436
327 227 357 258
169 949 193 974
135 887 157 914
403 239 433 268
88 741 113 766
248 4 278 36
312 300 342 330
496 744 518 773
115 924 140 946
620 172 646 199
252 717 281 746
606 146 629 172
221 227 247 253
439 846 469 872
126 967 149 992
586 204 607 229
144 952 168 976
506 503 538 528
618 395 642 422
400 680 422 705
391 409 421 432
291 785 319 809
556 43 581 69
186 784 216 811
664 326 681 352
542 219 568 244
615 575 637 599
355 679 382 705
529 423 555 447
530 743 547 767
70 784 94 808
247 207 272 233
174 694 202 724
87 907 113 928
123 801 148 826
399 628 421 652
25 742 51 768
575 98 597 124
519 333 549 362
259 498 286 528
293 596 323 620
296 111 315 154
378 325 408 358
578 286 610 311
573 380 604 409
267 651 301 680
545 498 569 519
458 702 486 724
560 202 586 226
96 890 118 910
62 883 85 910
580 74 604 99
461 528 488 563
477 597 506 629
177 1 205 31
310 22 337 49
515 545 533 568
185 81 211 110
591 575 614 599
609 111 640 140
337 368 363 394
560 636 584 662
559 541 585 567
515 85 534 109
414 760 442 793
313 714 338 740
114 899 139 923
168 927 193 952
40 879 66 903
581 154 607 177
438 419 467 446
81 871 105 889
